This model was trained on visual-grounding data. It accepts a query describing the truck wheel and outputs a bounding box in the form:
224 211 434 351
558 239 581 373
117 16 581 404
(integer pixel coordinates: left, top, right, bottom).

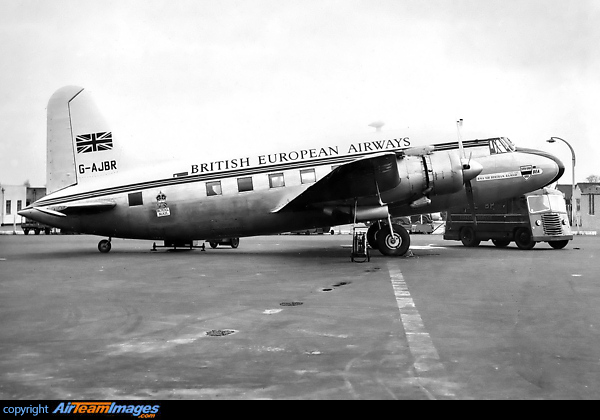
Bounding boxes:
34 229 40 235
492 239 510 248
209 241 218 249
549 240 569 249
230 238 240 248
515 228 536 250
460 227 480 247
23 229 29 235
44 228 51 235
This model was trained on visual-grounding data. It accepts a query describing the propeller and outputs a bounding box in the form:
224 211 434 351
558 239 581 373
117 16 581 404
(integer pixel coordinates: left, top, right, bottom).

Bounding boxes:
457 119 481 225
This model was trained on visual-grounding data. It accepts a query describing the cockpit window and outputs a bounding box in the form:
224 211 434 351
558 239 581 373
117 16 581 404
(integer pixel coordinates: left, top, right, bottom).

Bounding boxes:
489 137 515 154
500 137 516 151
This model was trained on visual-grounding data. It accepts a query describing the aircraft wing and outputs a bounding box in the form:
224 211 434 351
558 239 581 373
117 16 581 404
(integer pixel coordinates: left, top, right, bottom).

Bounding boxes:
273 152 400 212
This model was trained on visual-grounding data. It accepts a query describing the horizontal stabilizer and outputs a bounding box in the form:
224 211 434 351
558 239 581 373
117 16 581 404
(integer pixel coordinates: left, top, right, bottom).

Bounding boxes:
32 207 67 217
27 200 116 218
58 200 117 214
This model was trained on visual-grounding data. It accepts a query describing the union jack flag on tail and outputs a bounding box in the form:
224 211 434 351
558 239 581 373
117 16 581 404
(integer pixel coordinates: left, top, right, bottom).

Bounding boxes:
76 132 113 154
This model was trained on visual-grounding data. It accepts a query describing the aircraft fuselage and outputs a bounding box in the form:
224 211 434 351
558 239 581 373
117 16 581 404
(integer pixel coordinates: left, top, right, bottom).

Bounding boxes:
22 140 563 244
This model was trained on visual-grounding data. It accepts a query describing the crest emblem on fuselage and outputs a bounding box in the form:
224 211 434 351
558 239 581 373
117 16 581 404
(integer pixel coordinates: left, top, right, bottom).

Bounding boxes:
156 191 170 217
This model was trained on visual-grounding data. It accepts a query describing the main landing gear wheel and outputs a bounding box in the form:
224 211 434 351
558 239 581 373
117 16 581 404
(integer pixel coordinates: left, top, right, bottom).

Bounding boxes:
367 222 381 249
514 228 536 250
376 224 410 257
98 239 112 253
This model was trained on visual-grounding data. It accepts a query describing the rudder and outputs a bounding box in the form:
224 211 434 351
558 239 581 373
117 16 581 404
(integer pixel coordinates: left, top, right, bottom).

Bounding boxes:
47 86 120 194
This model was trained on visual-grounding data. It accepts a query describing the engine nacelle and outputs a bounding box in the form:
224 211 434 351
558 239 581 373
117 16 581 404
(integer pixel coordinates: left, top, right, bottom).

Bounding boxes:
381 151 466 204
425 151 466 195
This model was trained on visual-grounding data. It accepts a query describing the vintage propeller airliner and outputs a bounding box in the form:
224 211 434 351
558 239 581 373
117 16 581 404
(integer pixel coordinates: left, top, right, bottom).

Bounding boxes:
19 86 565 256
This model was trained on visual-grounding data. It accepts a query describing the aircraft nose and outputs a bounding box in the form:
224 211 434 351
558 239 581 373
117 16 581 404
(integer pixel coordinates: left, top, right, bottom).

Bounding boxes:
516 147 565 185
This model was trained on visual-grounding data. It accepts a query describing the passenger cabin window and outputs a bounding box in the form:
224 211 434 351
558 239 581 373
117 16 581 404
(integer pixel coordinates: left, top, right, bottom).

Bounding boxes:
206 181 222 196
300 168 316 184
128 192 143 206
269 173 285 188
237 177 253 192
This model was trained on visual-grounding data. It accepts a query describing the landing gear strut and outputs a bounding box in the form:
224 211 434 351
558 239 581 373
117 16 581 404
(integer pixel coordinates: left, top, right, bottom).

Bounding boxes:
98 238 112 253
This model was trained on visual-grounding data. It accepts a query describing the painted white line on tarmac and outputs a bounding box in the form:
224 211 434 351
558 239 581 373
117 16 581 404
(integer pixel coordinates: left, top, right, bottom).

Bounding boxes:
387 261 457 399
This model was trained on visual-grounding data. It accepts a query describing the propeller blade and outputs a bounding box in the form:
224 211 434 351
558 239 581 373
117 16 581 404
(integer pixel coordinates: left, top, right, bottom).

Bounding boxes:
456 119 477 224
465 180 477 226
456 119 464 159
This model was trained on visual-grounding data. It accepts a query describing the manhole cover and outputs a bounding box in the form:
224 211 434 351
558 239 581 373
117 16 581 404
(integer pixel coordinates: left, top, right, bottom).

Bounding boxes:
280 301 303 306
205 329 236 337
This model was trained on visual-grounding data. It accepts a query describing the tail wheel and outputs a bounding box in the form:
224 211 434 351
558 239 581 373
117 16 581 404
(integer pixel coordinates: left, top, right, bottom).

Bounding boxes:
492 239 510 248
376 224 410 256
514 228 536 250
98 239 112 253
460 227 480 247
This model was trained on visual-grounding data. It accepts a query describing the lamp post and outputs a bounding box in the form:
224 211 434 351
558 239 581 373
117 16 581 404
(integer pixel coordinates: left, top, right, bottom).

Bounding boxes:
546 137 577 232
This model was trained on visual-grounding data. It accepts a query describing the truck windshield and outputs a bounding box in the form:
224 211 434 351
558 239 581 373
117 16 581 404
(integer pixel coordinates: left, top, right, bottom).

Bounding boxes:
527 194 567 213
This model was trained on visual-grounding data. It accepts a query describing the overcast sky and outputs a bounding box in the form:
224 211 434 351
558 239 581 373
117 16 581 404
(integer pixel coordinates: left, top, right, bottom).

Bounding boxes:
1 0 598 186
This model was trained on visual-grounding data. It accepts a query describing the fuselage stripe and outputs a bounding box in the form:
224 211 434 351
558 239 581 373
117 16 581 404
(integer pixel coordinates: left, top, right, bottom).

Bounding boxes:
34 140 486 207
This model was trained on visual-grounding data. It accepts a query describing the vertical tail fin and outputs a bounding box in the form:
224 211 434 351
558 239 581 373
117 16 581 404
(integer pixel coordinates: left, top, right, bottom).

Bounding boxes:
47 86 120 194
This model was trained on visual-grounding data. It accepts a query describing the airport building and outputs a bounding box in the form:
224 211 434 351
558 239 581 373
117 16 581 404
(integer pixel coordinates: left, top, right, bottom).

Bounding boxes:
557 183 600 234
0 184 46 225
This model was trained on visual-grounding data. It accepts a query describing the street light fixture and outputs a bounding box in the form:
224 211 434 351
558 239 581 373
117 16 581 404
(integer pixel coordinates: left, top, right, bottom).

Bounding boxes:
546 137 577 232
